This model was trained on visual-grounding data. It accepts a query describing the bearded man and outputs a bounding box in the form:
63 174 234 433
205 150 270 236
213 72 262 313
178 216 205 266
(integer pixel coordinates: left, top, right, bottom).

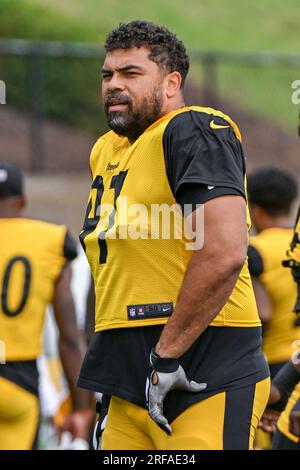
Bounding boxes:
78 20 270 450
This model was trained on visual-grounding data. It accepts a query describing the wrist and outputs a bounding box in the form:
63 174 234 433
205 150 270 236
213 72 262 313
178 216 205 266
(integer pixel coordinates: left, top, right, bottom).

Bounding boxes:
272 361 300 408
155 342 180 360
268 384 282 405
150 348 179 373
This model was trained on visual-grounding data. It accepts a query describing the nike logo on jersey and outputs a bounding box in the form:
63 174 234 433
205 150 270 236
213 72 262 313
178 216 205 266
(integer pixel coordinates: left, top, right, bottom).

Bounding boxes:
210 120 230 130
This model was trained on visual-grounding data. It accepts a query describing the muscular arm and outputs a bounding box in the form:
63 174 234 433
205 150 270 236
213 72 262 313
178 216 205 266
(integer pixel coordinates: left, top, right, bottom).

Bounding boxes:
156 195 247 359
53 263 89 411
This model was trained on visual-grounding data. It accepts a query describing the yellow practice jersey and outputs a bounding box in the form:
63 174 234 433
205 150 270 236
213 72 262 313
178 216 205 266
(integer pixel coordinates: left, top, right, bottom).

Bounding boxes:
80 106 260 332
250 228 300 364
0 218 70 360
277 382 300 443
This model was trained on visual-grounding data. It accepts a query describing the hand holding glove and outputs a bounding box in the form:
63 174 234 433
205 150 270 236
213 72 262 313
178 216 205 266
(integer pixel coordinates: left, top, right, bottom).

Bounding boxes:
146 349 207 435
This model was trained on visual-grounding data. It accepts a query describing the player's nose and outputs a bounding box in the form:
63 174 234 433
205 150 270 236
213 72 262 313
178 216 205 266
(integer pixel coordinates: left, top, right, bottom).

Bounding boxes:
105 73 126 93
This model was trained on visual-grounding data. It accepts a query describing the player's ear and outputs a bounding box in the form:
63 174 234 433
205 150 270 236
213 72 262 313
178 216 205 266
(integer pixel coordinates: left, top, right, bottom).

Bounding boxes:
252 204 266 221
165 71 182 98
19 195 27 210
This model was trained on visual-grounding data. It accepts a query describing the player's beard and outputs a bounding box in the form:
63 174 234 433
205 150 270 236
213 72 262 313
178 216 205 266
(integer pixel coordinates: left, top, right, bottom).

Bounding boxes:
104 86 164 142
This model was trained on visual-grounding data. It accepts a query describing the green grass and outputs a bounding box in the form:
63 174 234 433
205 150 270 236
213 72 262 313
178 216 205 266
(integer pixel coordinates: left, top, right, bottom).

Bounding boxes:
0 0 93 41
0 0 299 134
6 0 298 52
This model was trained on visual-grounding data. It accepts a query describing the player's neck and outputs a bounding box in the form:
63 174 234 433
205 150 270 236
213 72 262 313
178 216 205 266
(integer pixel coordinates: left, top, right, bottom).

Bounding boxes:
0 201 23 218
161 97 186 117
258 215 293 232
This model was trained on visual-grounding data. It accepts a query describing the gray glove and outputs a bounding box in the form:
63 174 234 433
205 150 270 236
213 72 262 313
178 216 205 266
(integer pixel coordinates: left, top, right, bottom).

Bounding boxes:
93 394 111 450
146 349 207 435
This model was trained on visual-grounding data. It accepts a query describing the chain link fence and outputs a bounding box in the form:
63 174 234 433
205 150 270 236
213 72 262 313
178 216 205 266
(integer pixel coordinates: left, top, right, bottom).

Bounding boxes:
0 39 300 173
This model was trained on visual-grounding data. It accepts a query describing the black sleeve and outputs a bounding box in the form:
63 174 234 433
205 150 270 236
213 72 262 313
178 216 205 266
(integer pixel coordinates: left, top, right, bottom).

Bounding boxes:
162 110 246 204
63 230 78 262
176 183 243 212
247 245 264 277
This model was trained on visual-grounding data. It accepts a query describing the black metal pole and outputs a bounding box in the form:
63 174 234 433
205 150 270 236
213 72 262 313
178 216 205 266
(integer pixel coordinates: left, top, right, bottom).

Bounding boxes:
28 53 45 172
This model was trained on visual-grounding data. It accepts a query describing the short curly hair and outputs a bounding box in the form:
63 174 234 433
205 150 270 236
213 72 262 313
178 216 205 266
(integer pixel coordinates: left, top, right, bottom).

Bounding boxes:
248 166 298 216
104 20 190 88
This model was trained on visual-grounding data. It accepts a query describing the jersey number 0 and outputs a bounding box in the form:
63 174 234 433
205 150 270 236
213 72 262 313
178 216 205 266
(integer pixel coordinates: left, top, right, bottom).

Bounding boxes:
1 256 32 317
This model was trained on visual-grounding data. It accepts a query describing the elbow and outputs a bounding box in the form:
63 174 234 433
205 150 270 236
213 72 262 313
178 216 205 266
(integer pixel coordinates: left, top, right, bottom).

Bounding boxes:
222 246 247 276
59 335 81 353
259 310 271 324
233 248 247 273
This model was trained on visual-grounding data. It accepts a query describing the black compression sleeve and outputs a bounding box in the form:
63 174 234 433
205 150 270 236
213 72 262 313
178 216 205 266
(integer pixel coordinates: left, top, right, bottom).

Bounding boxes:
247 245 264 277
272 361 300 410
63 230 78 261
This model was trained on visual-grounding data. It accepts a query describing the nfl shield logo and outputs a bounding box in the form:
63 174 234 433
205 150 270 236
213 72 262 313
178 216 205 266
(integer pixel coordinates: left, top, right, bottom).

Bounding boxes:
129 308 136 318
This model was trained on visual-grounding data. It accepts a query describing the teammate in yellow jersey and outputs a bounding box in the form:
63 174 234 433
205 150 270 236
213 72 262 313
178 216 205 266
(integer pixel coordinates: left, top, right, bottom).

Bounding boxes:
260 347 300 449
247 169 299 375
0 162 91 450
78 20 270 450
247 167 299 449
259 200 300 450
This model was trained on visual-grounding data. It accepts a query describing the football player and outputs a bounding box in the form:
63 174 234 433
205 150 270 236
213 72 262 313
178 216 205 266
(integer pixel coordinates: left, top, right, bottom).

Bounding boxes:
78 21 270 450
0 161 91 449
247 167 299 448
